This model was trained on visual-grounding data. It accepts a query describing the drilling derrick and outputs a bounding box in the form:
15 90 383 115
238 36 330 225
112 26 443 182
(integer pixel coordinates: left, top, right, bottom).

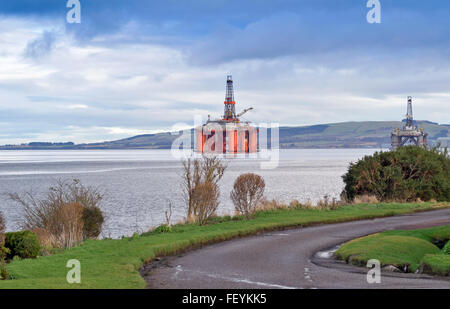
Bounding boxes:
405 96 414 129
391 96 428 149
223 75 237 121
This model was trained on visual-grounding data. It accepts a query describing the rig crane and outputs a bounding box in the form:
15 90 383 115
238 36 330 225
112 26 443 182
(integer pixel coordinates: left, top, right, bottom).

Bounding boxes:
236 107 253 119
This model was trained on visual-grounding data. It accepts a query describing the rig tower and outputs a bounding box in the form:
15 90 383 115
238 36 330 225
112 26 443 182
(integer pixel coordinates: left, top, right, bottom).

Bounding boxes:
391 96 427 149
223 75 237 121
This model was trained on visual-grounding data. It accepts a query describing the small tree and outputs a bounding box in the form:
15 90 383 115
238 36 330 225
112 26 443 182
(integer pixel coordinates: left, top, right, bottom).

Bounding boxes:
191 182 220 225
182 155 226 221
230 173 265 219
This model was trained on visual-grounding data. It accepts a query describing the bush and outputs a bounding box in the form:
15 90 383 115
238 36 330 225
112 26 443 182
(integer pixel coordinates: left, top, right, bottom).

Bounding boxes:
0 246 10 262
5 231 40 260
0 211 5 247
342 146 450 202
316 195 341 210
0 212 10 267
443 241 450 254
9 179 104 248
352 194 379 205
231 173 265 218
0 260 8 280
82 205 104 239
151 224 172 234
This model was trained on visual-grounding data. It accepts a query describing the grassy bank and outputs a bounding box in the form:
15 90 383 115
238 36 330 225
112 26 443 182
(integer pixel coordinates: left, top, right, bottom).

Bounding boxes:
1 202 449 289
335 224 450 274
421 254 450 276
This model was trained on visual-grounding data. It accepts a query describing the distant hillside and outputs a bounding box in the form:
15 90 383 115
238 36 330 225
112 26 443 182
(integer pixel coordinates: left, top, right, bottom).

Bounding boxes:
1 121 449 150
276 120 449 148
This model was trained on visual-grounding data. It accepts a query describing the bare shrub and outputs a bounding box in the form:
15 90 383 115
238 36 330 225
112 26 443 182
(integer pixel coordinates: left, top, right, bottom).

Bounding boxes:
58 202 84 248
191 182 220 225
257 199 287 211
31 203 84 249
352 194 380 205
231 173 265 219
9 179 104 248
302 200 314 209
316 195 341 210
290 200 315 210
165 201 173 227
31 228 55 250
289 199 301 208
182 155 226 221
259 196 343 213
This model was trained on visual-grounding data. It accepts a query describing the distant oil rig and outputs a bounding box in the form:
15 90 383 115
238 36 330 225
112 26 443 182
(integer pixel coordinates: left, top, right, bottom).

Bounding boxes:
195 75 258 153
391 96 428 149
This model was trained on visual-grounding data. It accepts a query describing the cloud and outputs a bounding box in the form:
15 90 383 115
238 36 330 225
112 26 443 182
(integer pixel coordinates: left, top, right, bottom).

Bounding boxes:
187 7 450 65
24 30 56 58
67 104 88 109
1 2 450 144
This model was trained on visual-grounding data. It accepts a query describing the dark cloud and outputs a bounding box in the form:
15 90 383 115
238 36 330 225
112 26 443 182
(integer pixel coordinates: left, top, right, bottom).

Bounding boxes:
4 1 450 64
188 7 450 65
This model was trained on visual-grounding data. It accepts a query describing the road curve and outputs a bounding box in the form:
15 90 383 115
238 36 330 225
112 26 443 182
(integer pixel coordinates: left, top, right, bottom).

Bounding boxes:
143 209 450 289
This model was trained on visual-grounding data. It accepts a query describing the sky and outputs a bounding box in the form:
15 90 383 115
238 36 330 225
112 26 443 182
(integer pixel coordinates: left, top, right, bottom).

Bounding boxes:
0 0 449 144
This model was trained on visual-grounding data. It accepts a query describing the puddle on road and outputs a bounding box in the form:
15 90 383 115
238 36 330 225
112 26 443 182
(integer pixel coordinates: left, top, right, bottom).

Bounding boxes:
315 245 340 259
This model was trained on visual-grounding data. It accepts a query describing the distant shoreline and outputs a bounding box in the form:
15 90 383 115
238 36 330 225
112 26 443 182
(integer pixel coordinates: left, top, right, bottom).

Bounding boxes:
1 120 448 150
0 146 385 150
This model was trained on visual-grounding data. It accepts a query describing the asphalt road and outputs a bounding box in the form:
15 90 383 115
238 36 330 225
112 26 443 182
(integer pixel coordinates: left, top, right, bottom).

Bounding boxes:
144 209 450 289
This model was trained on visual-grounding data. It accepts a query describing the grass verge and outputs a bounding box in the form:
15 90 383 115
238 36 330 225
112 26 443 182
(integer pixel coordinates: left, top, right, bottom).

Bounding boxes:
335 224 450 273
1 202 449 289
421 254 450 276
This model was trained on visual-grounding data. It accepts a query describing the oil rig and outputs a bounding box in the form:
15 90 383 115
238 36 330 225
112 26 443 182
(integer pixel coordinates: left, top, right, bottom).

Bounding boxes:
195 75 258 153
391 96 428 149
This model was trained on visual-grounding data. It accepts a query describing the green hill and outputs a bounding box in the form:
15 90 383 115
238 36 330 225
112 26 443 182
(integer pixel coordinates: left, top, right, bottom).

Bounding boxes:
277 120 449 148
1 121 449 150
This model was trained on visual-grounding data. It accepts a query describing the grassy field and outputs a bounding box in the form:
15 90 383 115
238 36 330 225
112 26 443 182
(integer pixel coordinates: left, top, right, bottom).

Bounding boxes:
335 224 450 274
0 202 449 289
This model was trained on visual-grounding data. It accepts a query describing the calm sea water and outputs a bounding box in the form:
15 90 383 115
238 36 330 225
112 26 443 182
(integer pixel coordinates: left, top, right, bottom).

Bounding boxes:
0 149 378 238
